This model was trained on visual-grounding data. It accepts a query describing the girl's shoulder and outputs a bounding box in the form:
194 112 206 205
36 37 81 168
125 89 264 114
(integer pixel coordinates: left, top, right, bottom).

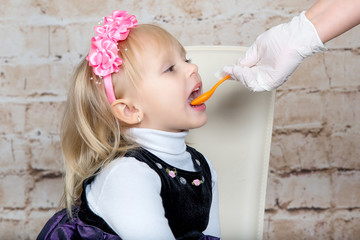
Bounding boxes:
95 154 161 186
86 154 162 205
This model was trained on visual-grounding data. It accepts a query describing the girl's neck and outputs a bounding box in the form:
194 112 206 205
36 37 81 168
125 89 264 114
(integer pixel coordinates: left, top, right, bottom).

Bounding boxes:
128 128 188 155
127 128 196 171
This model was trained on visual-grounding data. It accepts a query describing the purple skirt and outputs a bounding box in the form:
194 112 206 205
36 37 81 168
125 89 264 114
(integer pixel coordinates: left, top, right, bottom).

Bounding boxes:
36 207 121 240
36 207 220 240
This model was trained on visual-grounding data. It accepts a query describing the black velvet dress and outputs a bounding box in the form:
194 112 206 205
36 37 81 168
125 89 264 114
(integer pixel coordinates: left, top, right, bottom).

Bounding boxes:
37 146 219 240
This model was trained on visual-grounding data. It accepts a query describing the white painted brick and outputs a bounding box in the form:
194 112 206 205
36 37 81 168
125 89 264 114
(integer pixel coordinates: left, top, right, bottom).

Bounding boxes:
49 23 93 57
0 25 49 58
265 173 281 210
0 137 16 168
0 62 70 97
323 91 360 131
0 64 28 96
274 91 324 127
265 0 314 12
28 135 63 171
30 177 63 208
0 25 25 58
0 137 27 173
331 210 360 240
24 102 65 134
332 171 360 208
277 173 332 209
266 211 332 240
324 50 360 89
285 54 329 90
0 209 26 220
326 24 360 49
0 220 25 240
0 1 42 19
329 131 360 169
270 133 330 172
0 175 27 208
27 210 57 240
0 103 26 134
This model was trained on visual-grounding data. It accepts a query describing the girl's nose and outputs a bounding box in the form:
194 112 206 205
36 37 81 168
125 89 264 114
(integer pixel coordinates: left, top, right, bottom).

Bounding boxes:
187 62 199 78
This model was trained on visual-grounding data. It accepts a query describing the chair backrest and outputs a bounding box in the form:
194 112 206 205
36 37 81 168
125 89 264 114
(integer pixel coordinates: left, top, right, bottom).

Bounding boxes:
185 46 275 240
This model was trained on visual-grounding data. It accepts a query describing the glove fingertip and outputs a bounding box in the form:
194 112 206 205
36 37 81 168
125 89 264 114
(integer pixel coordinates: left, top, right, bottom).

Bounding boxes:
222 65 234 72
214 69 226 79
218 66 235 80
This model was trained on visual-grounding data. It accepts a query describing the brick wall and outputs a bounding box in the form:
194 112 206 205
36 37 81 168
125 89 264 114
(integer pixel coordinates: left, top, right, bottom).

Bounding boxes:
0 0 359 239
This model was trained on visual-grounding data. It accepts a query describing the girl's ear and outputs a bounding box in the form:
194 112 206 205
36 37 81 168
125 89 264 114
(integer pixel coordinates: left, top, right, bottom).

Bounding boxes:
111 99 143 125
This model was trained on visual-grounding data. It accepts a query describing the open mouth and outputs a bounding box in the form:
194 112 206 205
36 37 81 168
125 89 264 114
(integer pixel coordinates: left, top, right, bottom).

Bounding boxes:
188 83 203 106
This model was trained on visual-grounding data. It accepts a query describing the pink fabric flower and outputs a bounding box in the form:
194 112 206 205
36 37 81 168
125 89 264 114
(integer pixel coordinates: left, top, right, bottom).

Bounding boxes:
85 11 138 104
86 37 122 77
168 171 176 178
86 11 137 77
95 11 138 41
192 179 203 186
166 168 177 178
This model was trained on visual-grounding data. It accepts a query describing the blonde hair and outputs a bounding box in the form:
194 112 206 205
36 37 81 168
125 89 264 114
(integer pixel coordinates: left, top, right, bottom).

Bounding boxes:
61 24 185 215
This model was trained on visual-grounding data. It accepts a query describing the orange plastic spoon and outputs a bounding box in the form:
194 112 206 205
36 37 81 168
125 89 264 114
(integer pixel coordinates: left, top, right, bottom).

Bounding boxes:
191 75 231 105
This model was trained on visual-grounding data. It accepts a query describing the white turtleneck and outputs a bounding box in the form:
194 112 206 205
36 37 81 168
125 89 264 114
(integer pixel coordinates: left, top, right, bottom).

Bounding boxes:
86 128 220 240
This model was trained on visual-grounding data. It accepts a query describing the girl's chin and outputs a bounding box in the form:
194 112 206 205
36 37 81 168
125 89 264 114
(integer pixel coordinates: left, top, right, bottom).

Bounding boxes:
190 116 208 130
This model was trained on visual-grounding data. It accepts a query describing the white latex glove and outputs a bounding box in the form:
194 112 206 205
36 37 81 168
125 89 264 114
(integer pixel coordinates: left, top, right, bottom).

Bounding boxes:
222 11 327 91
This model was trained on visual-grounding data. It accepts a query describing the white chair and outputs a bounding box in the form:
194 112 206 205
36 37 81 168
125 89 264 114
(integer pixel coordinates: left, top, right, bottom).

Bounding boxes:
185 46 276 240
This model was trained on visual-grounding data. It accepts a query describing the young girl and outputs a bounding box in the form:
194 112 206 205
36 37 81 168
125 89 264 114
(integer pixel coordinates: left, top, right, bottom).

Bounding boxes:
37 10 220 240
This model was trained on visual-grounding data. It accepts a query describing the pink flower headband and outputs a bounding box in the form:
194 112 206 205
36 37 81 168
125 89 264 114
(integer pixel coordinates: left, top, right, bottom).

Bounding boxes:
86 10 138 104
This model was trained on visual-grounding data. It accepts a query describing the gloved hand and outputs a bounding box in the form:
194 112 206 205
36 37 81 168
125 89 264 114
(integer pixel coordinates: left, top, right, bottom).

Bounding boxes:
222 11 327 91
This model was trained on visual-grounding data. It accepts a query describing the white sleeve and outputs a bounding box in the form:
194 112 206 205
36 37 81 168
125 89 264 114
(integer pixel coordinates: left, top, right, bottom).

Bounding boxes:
203 157 221 237
86 156 175 240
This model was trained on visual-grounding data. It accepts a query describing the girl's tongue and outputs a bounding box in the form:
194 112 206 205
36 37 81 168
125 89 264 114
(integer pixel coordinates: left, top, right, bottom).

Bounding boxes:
188 87 201 104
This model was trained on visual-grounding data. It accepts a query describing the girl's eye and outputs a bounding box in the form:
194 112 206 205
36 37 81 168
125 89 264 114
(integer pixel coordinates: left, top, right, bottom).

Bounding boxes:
165 65 175 73
185 58 192 63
